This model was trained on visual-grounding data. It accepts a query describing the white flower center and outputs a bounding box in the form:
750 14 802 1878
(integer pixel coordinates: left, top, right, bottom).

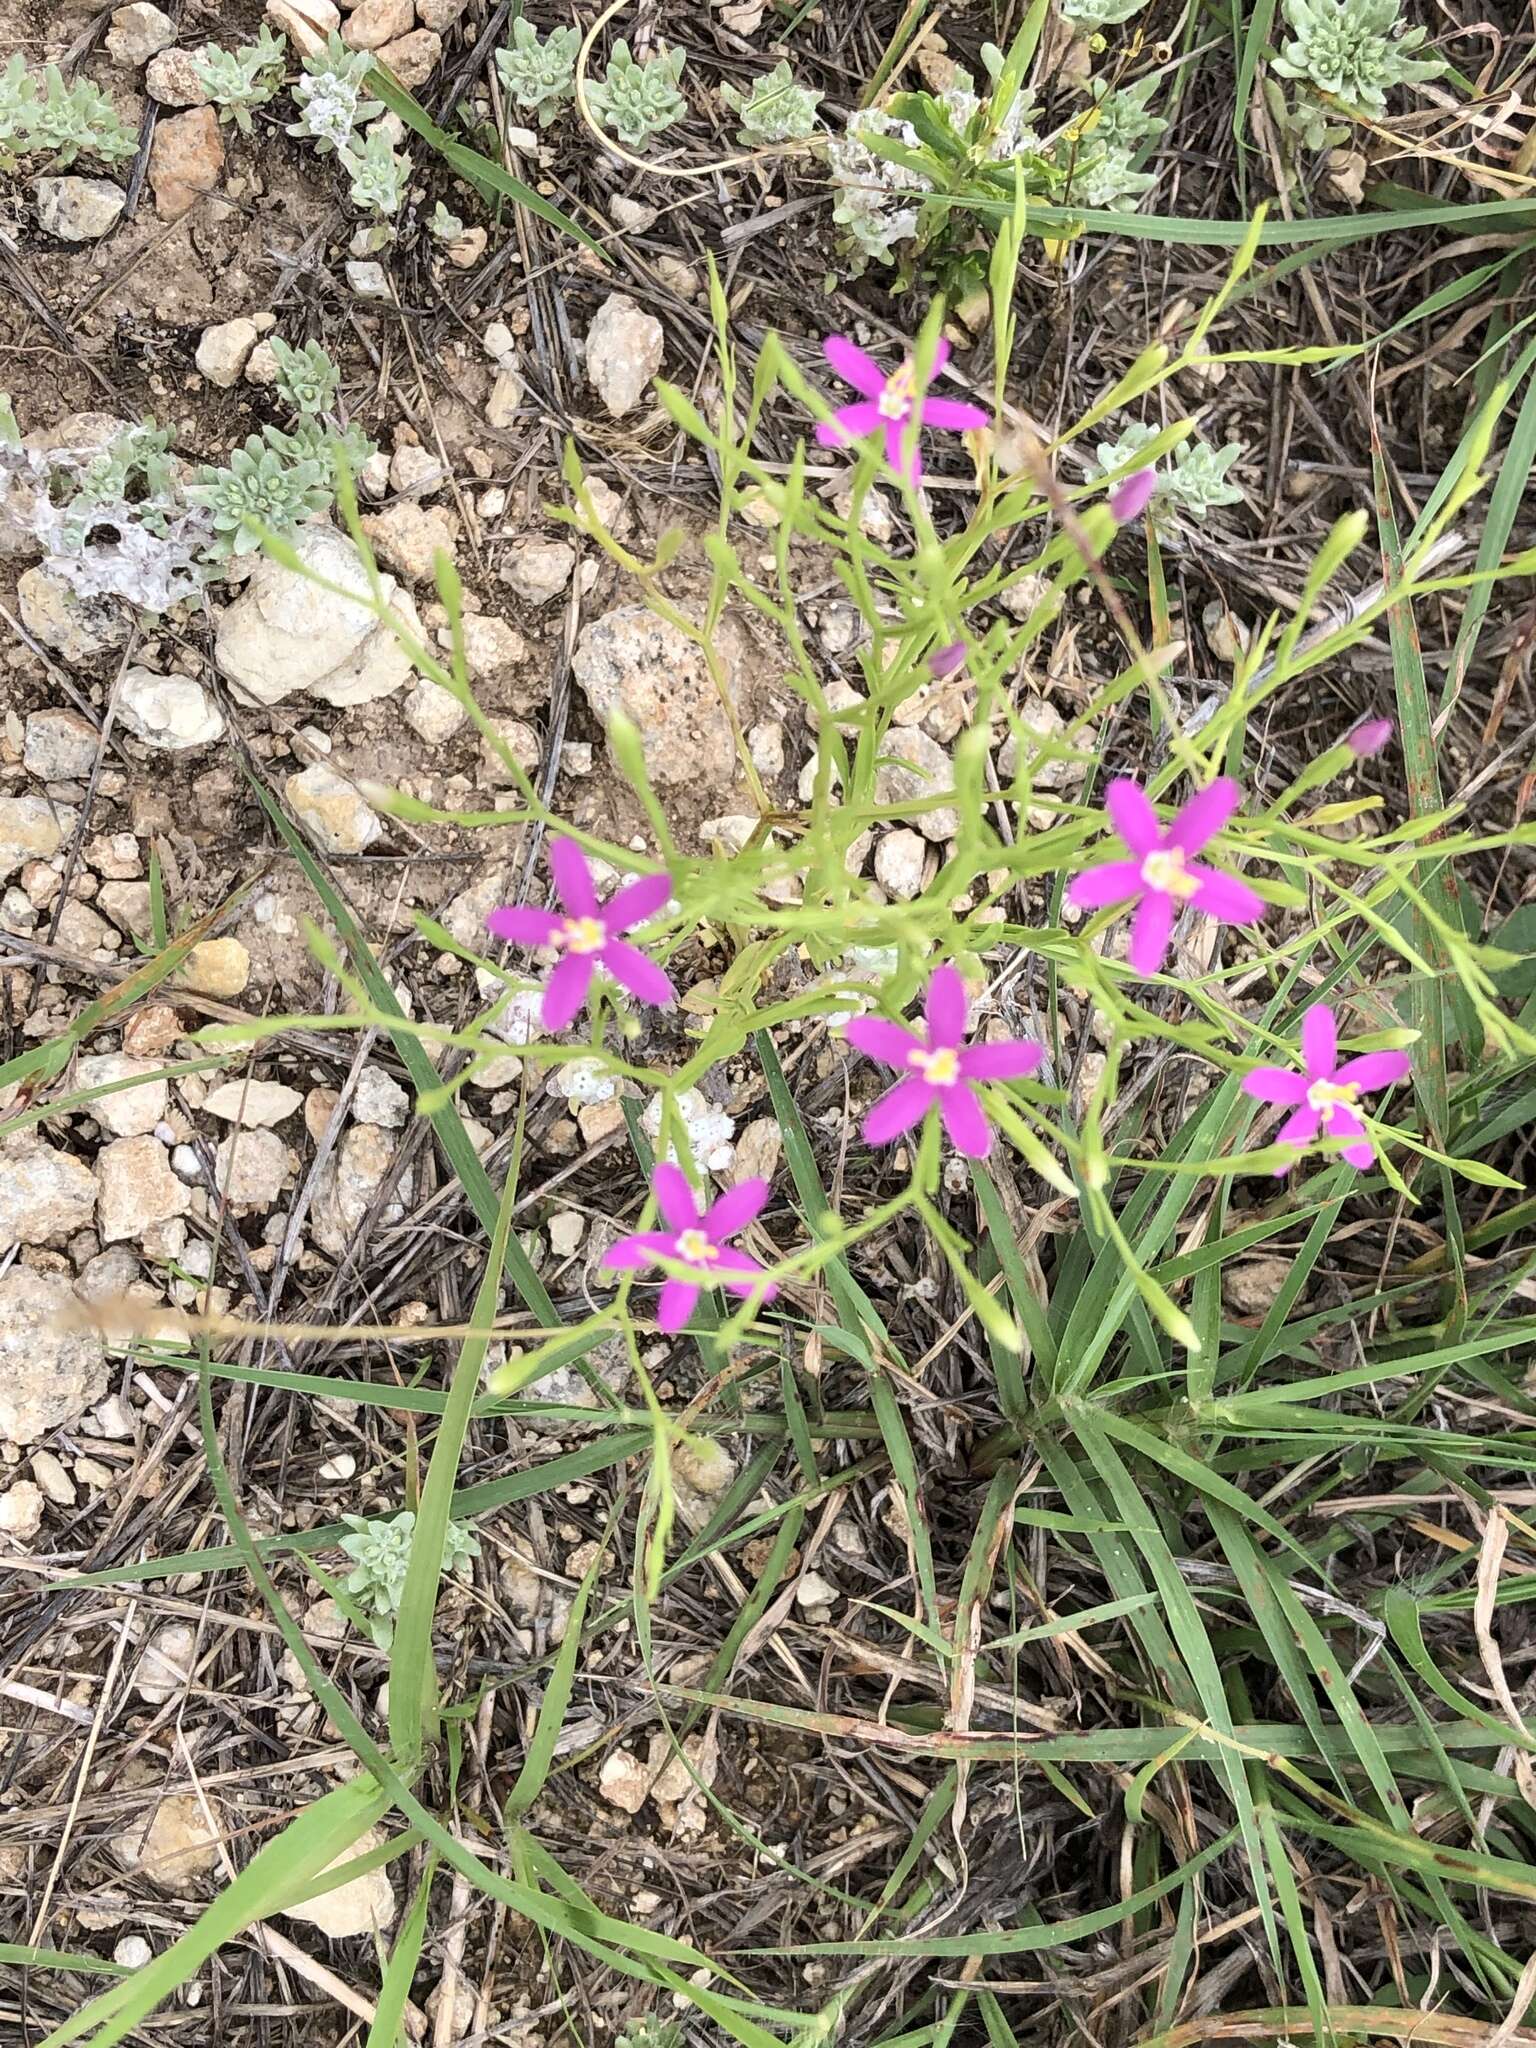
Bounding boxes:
877 363 917 422
560 915 606 955
1306 1078 1359 1115
909 1044 959 1087
1140 846 1200 901
676 1228 717 1264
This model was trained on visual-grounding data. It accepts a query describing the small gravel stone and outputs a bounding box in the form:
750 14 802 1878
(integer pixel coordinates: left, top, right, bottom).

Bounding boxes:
96 1135 191 1245
374 27 440 85
585 293 664 418
177 937 250 996
112 1935 153 1969
76 1054 168 1139
354 1067 408 1128
118 667 225 750
0 1481 45 1545
278 1827 397 1937
30 1450 75 1507
18 566 129 664
195 316 259 388
1 795 76 879
201 1079 304 1125
34 176 125 242
0 1134 99 1248
123 1005 182 1056
148 106 223 219
388 443 442 496
598 1749 650 1815
135 1622 196 1704
266 0 339 55
24 708 98 781
112 1792 221 1893
345 259 389 298
874 828 926 900
106 2 176 64
401 676 466 744
144 46 211 103
361 501 458 584
480 717 540 784
213 1129 293 1209
873 729 959 844
286 762 384 856
0 1269 108 1444
341 0 413 47
500 538 574 606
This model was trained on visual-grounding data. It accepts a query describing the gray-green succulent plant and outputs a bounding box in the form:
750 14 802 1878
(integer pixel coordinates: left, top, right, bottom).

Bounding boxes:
493 17 579 127
585 39 687 149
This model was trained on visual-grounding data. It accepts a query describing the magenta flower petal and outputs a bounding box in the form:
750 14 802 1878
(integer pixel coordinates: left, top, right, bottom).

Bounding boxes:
651 1161 700 1233
863 1075 935 1146
1110 466 1157 521
924 964 969 1047
1166 777 1241 856
845 1017 923 1070
956 1039 1044 1081
1327 1103 1373 1168
542 952 595 1031
1300 1004 1337 1078
1065 859 1144 910
929 641 967 680
719 1252 778 1302
1334 1050 1411 1092
601 939 676 1010
920 396 989 432
1241 1066 1310 1106
548 836 598 916
1186 865 1264 924
1275 1105 1323 1150
1348 717 1394 759
1127 891 1175 976
606 871 671 933
604 1230 677 1271
1104 778 1161 857
486 904 563 948
884 417 918 483
817 400 884 447
822 334 887 398
656 1277 702 1333
939 1085 992 1159
702 1178 770 1241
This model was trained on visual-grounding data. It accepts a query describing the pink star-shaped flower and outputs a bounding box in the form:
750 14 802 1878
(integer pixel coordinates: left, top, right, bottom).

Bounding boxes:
1066 776 1265 977
1109 466 1157 521
603 1163 778 1332
815 335 988 487
845 964 1043 1161
1241 1003 1411 1173
486 837 675 1032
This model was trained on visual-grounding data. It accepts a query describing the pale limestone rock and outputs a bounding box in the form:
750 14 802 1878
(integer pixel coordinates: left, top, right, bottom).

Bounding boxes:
106 2 176 65
112 1792 221 1893
585 294 663 417
135 1622 197 1705
0 1269 107 1444
286 762 384 856
201 1079 303 1125
278 1826 397 1937
195 316 259 388
24 708 98 781
34 176 125 241
177 937 251 996
0 1135 98 1248
96 1135 190 1245
76 1053 168 1138
118 668 225 750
